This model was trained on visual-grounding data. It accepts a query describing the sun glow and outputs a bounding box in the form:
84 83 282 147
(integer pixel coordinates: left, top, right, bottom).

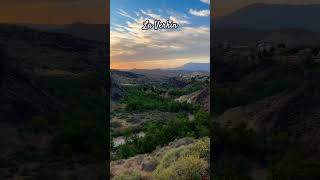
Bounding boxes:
110 57 209 70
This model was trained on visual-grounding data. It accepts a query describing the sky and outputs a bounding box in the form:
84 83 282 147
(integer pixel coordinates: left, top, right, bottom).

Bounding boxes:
1 1 320 23
110 0 210 69
2 0 320 69
0 0 107 24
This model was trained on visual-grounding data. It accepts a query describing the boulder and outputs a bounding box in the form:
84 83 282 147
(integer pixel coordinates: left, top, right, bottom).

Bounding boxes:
141 158 157 172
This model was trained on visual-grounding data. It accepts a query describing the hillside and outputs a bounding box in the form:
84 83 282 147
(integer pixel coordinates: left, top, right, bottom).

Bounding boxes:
212 35 320 179
213 28 320 48
215 3 320 32
0 24 107 179
176 87 210 112
24 23 107 42
111 137 209 180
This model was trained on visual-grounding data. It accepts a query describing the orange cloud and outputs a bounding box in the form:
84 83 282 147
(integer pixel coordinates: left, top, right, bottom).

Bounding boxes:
110 9 210 68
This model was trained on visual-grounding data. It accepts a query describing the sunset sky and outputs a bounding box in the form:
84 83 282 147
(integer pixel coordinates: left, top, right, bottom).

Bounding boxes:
110 0 210 69
1 1 320 23
0 0 107 24
2 0 320 69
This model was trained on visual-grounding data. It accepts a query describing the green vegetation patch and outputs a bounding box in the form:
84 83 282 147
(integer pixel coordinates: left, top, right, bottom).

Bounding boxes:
123 89 194 112
113 111 209 160
113 170 141 180
153 138 209 180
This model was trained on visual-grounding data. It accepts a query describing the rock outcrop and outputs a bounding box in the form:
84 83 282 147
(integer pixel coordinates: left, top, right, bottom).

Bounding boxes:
176 87 210 112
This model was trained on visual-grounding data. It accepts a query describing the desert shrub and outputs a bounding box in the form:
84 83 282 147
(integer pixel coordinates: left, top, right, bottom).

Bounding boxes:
213 125 320 180
168 84 202 97
38 74 107 160
214 155 251 180
251 79 289 99
212 87 249 114
214 124 289 176
268 154 320 180
190 111 210 138
153 155 208 180
158 138 209 170
111 121 122 128
116 144 139 159
50 119 106 160
187 138 210 160
113 170 141 180
213 124 274 162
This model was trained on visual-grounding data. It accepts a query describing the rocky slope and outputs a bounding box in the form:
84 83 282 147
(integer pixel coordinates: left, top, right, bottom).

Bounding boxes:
0 24 106 123
0 24 107 179
213 36 320 179
111 137 209 180
176 87 210 112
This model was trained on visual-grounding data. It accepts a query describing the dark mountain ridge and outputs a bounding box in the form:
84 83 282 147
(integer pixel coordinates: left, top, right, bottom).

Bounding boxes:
170 62 210 72
215 3 320 32
23 22 107 42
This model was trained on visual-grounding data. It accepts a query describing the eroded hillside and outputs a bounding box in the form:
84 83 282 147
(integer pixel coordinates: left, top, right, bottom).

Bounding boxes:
213 38 320 179
0 24 107 179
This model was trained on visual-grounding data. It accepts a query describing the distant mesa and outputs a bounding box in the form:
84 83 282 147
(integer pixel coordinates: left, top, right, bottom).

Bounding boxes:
170 63 210 72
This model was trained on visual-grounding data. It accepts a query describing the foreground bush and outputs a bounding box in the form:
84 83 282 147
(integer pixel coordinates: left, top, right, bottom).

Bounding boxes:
153 138 209 180
153 155 208 180
113 170 141 180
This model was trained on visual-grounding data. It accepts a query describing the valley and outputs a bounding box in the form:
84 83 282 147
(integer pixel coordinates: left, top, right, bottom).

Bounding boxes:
110 68 210 179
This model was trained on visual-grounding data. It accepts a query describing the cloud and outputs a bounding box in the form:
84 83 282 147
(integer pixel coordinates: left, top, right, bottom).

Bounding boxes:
134 11 140 17
110 10 209 63
140 9 166 21
118 9 138 21
170 16 190 24
166 10 190 24
200 0 210 5
189 9 210 16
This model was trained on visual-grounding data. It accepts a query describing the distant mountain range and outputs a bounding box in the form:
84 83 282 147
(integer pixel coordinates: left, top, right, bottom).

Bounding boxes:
170 63 210 72
24 22 107 42
215 3 320 32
